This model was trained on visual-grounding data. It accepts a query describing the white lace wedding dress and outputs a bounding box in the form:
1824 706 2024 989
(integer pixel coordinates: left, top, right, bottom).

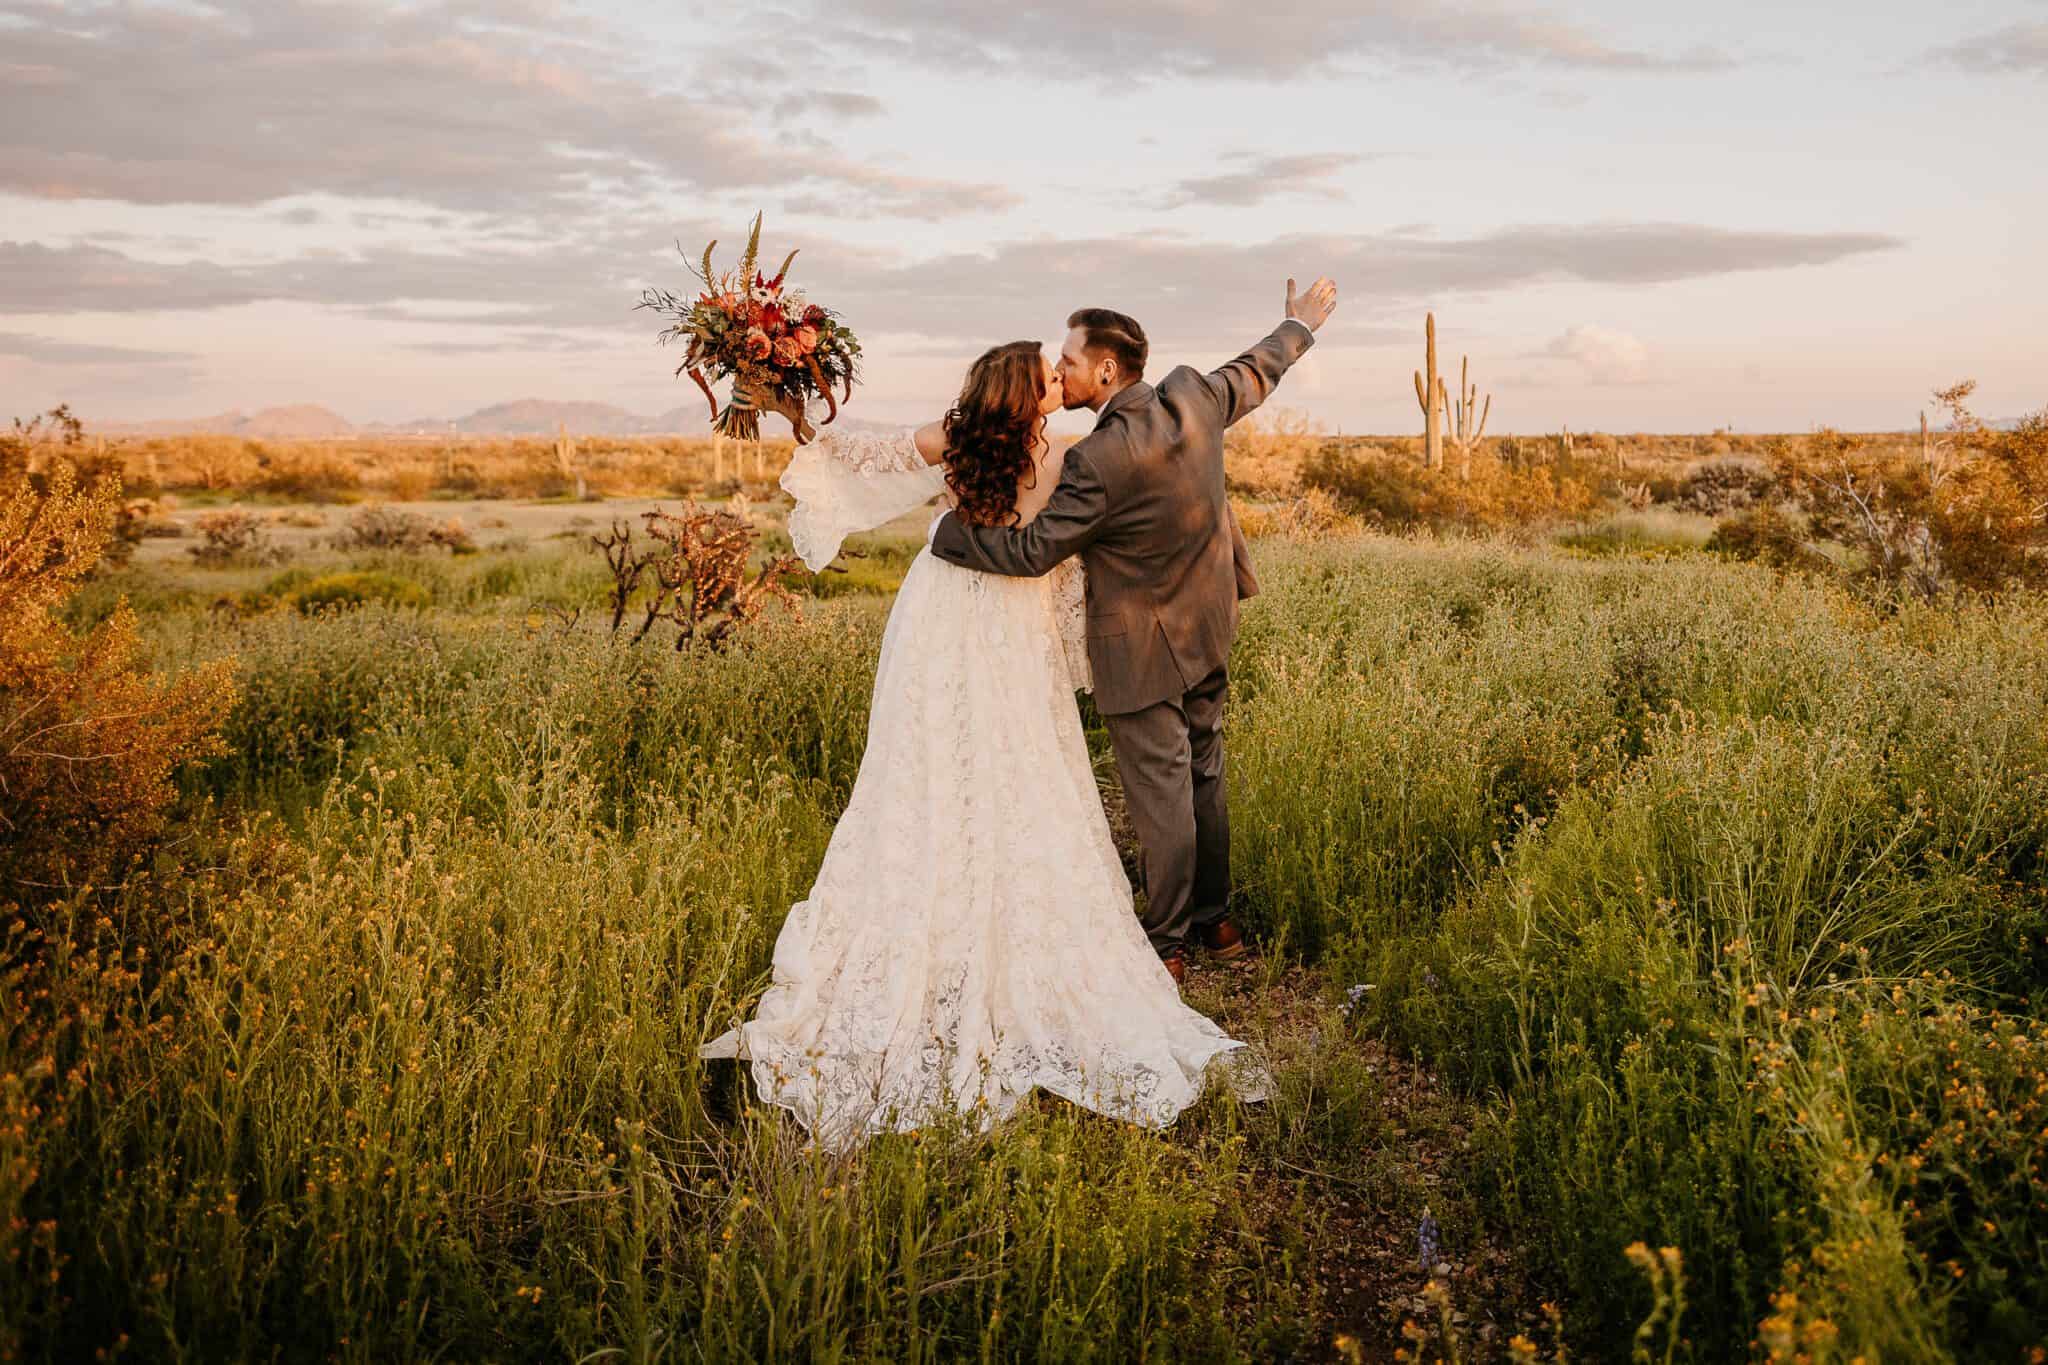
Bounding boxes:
701 424 1268 1151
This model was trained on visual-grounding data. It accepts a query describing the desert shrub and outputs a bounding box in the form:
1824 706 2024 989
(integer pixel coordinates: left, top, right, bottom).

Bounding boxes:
0 405 105 488
1302 444 1597 534
1224 406 1324 497
1705 502 1828 571
1233 488 1358 541
1672 454 1774 514
98 498 153 568
1771 411 2048 599
0 462 238 885
249 444 362 500
331 502 475 553
282 570 433 615
1746 989 2048 1357
1925 412 2048 592
187 507 284 565
1555 508 1713 560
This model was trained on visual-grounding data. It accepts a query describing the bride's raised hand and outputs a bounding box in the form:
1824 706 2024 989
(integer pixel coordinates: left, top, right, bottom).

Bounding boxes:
737 375 817 444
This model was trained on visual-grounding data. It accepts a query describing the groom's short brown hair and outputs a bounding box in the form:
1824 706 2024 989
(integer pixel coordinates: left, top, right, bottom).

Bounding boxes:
1068 307 1148 381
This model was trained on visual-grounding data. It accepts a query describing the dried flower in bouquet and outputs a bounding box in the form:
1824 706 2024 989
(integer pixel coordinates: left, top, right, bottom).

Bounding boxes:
637 213 862 443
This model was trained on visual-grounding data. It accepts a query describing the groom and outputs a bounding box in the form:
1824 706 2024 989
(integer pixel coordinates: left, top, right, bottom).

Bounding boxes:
931 275 1339 986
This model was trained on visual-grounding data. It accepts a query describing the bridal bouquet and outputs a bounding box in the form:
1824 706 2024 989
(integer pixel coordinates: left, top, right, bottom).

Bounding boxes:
637 213 862 442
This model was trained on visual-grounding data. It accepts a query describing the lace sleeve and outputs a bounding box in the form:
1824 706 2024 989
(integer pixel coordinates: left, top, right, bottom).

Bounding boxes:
1049 557 1093 694
811 426 933 474
780 425 948 572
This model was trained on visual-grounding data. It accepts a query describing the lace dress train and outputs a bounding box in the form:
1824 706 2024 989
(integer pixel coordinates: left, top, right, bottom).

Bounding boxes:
701 426 1267 1150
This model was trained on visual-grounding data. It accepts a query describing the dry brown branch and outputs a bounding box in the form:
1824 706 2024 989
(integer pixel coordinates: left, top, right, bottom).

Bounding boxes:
591 503 803 650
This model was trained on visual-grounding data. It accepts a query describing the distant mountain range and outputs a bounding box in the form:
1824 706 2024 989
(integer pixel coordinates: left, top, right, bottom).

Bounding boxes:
95 399 718 438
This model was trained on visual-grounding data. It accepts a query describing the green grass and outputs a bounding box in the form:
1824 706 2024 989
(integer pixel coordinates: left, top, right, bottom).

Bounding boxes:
1552 507 1717 558
1227 535 2048 1356
8 527 2047 1360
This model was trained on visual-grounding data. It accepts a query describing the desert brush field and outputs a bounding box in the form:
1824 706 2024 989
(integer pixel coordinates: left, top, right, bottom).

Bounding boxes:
6 404 2048 1361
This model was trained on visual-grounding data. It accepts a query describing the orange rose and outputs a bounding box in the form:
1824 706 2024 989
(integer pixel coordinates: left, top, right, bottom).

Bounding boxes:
744 328 772 361
794 324 820 354
773 335 803 367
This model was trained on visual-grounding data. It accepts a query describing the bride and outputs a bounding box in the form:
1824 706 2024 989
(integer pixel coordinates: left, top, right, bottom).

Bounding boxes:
700 341 1267 1151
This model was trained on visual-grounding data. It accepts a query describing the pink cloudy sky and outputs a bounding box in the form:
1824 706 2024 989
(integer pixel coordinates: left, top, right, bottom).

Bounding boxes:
2 0 2043 434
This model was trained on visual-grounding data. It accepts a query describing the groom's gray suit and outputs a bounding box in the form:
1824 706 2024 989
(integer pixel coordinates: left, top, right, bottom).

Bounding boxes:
930 318 1316 958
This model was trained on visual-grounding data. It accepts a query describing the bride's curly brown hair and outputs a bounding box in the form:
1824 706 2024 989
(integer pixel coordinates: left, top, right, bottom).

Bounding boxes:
942 340 1047 528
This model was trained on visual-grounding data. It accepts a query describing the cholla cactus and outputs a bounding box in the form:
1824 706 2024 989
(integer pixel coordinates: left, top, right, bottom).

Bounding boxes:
597 504 803 650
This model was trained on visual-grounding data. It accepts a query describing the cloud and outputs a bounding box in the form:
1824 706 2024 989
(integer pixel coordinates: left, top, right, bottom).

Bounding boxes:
0 241 272 313
0 0 1008 220
1929 21 2048 74
804 222 1904 344
402 331 606 355
774 89 888 119
0 329 196 365
2 220 1901 355
782 171 1023 221
1160 153 1365 208
795 0 1734 79
1539 324 1653 385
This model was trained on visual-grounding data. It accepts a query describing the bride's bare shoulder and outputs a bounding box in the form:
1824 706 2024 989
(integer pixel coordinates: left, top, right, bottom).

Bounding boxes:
1012 438 1062 525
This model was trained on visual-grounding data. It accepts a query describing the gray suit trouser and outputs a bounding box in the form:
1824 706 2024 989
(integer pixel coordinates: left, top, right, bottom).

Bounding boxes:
1102 661 1231 958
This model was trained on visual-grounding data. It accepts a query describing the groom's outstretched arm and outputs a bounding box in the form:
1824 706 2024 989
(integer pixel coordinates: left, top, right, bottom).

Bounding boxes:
1201 275 1339 428
930 444 1112 579
1201 320 1315 430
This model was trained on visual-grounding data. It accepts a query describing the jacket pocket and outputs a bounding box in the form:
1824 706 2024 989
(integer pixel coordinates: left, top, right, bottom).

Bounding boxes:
1085 609 1127 639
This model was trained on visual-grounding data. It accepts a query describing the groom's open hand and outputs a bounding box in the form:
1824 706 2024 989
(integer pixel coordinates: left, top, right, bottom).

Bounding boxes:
1285 276 1339 332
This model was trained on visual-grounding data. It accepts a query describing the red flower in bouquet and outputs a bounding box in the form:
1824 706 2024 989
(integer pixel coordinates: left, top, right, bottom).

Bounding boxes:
638 212 865 442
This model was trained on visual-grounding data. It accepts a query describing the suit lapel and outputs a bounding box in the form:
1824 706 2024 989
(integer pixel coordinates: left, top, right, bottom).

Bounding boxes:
1093 381 1153 429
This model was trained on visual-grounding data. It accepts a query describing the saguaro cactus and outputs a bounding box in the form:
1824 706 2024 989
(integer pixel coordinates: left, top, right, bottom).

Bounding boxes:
1413 313 1446 471
554 422 586 500
1448 354 1491 481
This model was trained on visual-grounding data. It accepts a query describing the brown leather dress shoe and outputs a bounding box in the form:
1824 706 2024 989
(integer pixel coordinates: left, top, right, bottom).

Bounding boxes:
1200 917 1249 960
1163 953 1187 988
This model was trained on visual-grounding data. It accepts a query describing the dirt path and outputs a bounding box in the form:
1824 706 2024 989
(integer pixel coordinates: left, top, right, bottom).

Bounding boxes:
1098 761 1553 1360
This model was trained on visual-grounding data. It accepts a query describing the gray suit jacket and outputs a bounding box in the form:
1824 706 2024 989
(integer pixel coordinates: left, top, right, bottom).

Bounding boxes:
930 319 1314 715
